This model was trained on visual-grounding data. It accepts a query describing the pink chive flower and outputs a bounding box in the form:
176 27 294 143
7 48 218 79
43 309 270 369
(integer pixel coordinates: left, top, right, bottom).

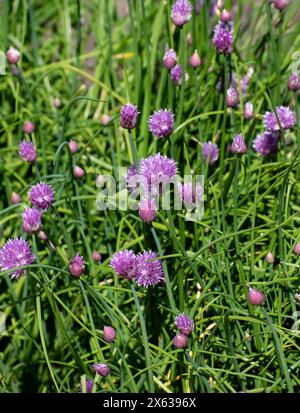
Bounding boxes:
80 379 94 393
38 231 48 241
101 114 111 125
29 182 55 210
69 140 79 154
231 134 248 154
6 47 20 64
220 9 232 23
175 313 194 336
170 64 189 85
288 73 300 91
163 48 177 70
0 237 35 279
226 87 240 108
103 326 116 342
265 252 275 264
173 333 188 348
253 131 279 156
18 140 37 162
139 197 157 223
264 106 296 131
213 21 233 54
110 250 137 279
247 288 265 306
274 0 290 10
148 110 175 138
189 50 201 68
177 182 203 208
73 166 85 179
120 104 139 130
171 0 193 26
244 102 254 120
92 363 110 377
11 192 21 204
293 243 300 255
69 254 84 277
92 251 102 262
203 141 219 165
53 98 61 108
138 153 177 195
22 208 42 234
136 251 164 287
22 121 35 135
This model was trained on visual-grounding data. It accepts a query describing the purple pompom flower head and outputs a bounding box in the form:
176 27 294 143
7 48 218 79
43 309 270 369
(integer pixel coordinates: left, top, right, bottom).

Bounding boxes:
170 64 189 85
110 250 137 279
29 182 55 211
175 313 194 336
136 251 164 287
226 87 240 108
171 0 193 26
288 73 300 91
253 131 279 156
203 141 219 165
120 104 139 130
148 109 175 139
92 363 110 377
213 21 233 54
247 287 265 306
163 48 177 70
80 379 94 393
6 47 20 64
0 237 35 279
69 254 84 277
244 102 254 120
264 106 296 131
22 208 42 234
19 140 37 162
231 134 248 155
138 153 177 195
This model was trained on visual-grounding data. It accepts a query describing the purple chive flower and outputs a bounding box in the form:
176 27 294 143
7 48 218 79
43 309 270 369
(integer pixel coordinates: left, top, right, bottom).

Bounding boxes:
231 134 248 154
173 333 188 348
80 379 94 393
244 102 254 120
92 363 110 377
148 109 175 138
163 48 177 69
253 131 279 156
175 313 194 336
103 326 116 342
136 251 164 287
110 250 137 279
293 243 300 255
139 197 157 223
264 106 296 131
29 182 55 210
274 0 290 10
120 104 139 130
0 237 35 279
247 288 265 306
6 47 20 64
171 0 193 26
288 73 300 91
73 166 85 179
19 140 37 162
220 9 232 23
226 87 240 108
170 64 189 85
203 141 219 165
138 153 177 195
177 182 203 208
69 254 84 277
22 208 42 234
213 21 233 54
